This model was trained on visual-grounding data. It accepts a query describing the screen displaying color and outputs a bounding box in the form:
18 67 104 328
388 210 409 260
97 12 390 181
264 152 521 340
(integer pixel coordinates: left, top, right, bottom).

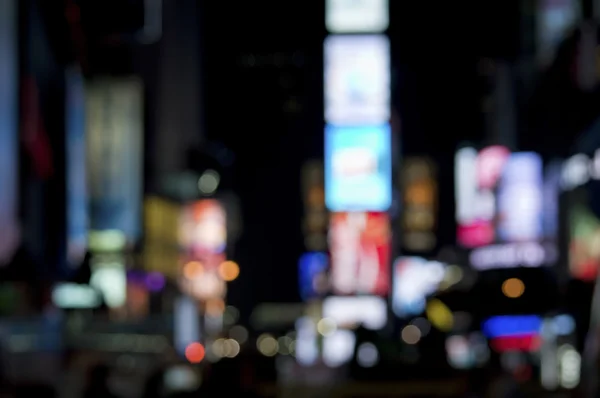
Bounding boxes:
298 252 328 301
324 35 390 125
568 187 600 281
0 0 18 265
392 257 446 317
326 0 389 33
329 212 390 296
87 78 143 242
66 68 88 265
325 124 391 212
455 147 544 248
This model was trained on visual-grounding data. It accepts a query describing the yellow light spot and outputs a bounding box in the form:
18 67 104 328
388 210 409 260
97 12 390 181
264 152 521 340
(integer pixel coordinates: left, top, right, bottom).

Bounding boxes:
426 299 454 332
502 278 525 298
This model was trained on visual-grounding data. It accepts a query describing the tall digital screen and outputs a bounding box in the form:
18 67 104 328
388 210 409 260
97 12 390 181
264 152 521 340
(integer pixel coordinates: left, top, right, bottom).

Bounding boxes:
143 197 181 279
325 124 391 212
87 78 143 242
329 212 390 295
567 187 600 281
65 68 88 265
455 147 556 270
401 157 437 252
0 0 18 265
326 0 389 33
324 35 390 125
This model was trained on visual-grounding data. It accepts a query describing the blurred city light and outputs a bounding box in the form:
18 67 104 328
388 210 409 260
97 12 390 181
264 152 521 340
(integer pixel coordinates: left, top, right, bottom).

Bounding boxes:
401 325 422 345
257 334 278 357
218 260 240 282
183 261 204 279
502 277 525 298
425 299 454 332
198 169 220 195
184 342 205 364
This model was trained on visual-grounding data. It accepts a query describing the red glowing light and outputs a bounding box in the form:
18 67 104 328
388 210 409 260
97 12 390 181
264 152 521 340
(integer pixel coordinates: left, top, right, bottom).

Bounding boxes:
490 334 541 352
184 342 205 363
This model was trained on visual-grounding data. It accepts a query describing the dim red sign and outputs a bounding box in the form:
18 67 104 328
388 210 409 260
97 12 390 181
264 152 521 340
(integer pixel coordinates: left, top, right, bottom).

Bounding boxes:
329 212 390 296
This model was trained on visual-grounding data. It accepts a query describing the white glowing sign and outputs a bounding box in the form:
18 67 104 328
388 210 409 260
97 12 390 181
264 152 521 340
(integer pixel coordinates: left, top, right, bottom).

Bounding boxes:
469 242 557 270
326 0 389 33
324 35 390 125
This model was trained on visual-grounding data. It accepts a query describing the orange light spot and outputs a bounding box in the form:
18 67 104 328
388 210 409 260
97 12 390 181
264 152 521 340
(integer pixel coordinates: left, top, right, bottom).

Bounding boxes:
183 261 204 279
185 342 205 363
218 261 240 282
502 278 525 298
205 298 225 316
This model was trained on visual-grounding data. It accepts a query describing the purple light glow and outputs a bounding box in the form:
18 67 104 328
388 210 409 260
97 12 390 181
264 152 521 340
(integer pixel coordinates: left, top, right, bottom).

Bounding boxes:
145 272 166 292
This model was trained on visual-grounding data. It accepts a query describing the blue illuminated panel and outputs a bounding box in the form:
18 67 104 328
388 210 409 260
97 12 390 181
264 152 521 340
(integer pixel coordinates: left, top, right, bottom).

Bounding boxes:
325 124 392 212
66 68 88 264
298 252 328 301
482 315 542 338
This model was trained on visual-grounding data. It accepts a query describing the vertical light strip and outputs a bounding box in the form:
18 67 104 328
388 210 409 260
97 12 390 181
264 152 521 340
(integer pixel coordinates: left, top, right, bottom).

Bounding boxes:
324 2 391 293
86 78 143 245
0 0 18 264
66 67 88 265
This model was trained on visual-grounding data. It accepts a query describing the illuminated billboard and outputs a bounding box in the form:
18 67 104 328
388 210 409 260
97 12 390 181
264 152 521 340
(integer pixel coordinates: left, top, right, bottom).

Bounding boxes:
178 200 228 301
322 295 387 330
325 124 392 212
86 78 143 242
392 257 446 317
329 212 390 295
567 187 600 281
179 200 227 257
65 68 88 265
0 0 18 265
143 197 181 279
326 0 389 33
301 161 328 252
324 35 390 125
455 146 557 270
298 252 328 301
401 157 437 252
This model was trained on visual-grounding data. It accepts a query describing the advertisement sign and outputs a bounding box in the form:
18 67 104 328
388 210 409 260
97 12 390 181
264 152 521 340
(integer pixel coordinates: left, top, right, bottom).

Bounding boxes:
301 161 328 252
392 257 446 317
326 0 389 33
174 296 201 356
567 187 600 281
0 0 18 265
455 146 555 270
298 252 329 301
178 200 228 301
324 35 390 125
86 78 143 242
325 124 392 212
179 200 227 257
401 157 437 252
322 295 387 330
143 197 181 278
65 68 88 265
329 212 390 295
